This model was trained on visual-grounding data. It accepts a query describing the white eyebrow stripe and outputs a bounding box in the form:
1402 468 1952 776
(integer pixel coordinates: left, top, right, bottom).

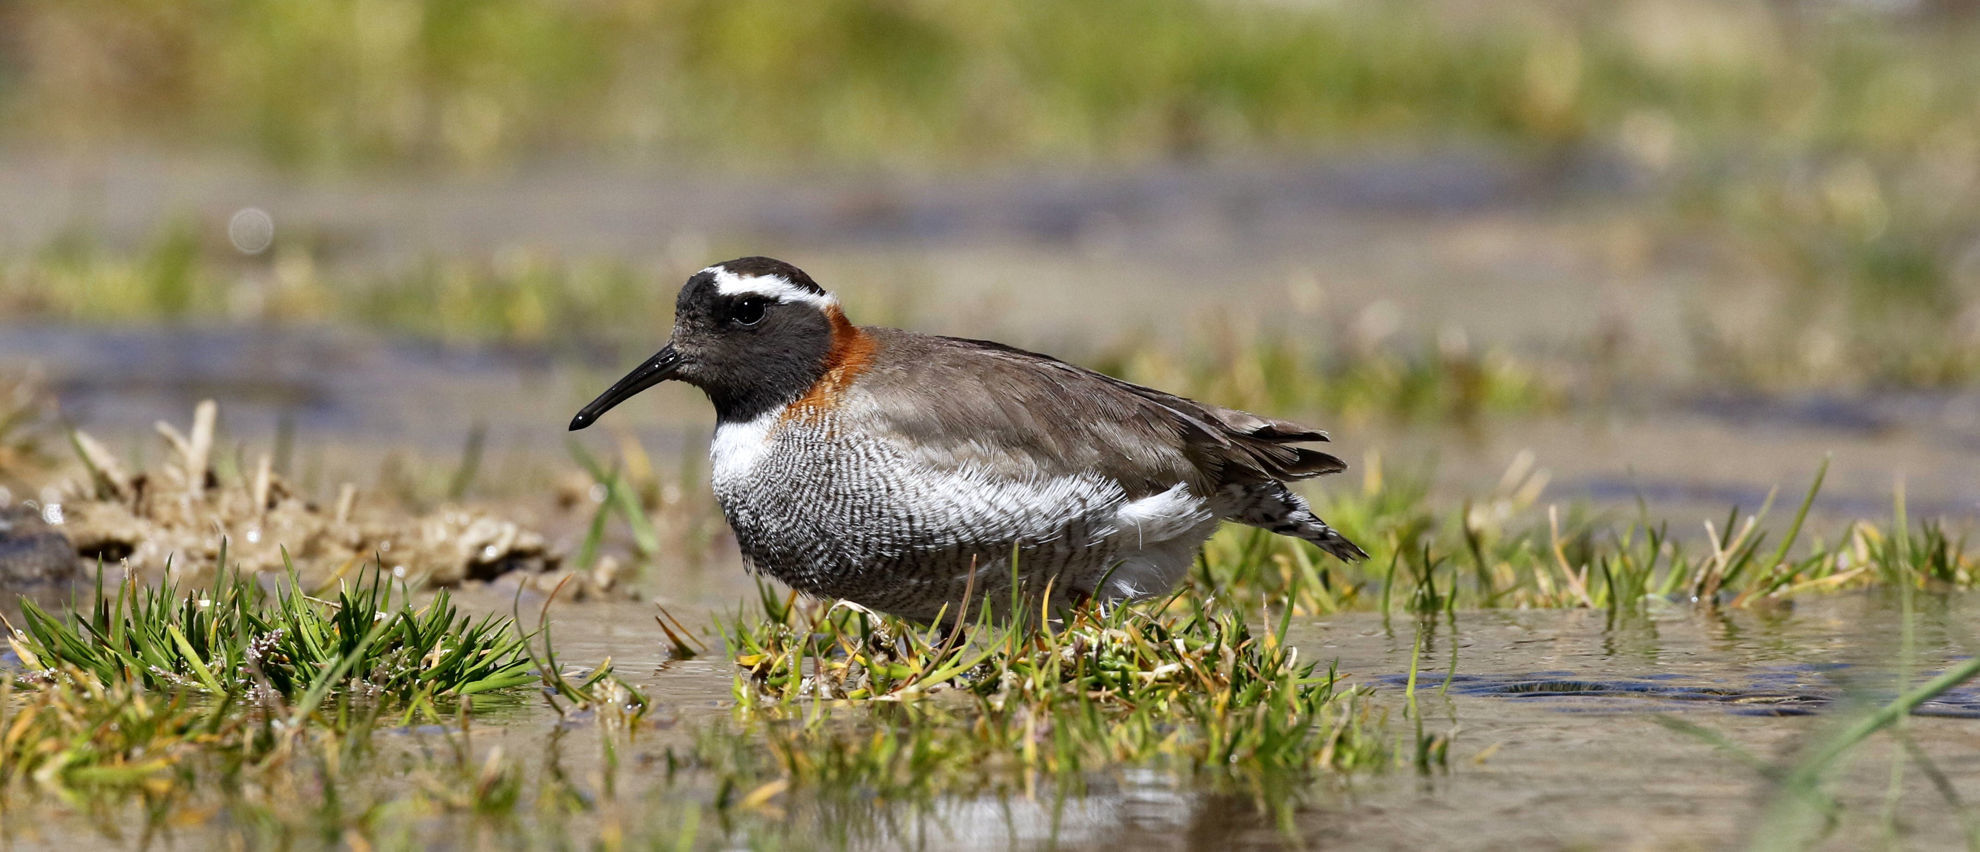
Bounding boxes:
705 268 837 307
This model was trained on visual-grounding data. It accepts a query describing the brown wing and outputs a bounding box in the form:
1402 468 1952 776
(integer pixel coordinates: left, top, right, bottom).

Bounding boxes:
852 329 1345 494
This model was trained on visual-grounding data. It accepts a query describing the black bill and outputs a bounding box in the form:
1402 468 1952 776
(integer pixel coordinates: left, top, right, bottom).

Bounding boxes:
569 345 683 430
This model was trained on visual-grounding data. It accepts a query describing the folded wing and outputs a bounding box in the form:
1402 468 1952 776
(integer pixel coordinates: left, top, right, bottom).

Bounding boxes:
854 330 1346 495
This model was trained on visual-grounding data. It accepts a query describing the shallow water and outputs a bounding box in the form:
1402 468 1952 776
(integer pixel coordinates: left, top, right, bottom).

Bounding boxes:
2 582 1973 848
435 591 1977 850
1293 596 1980 850
4 151 1978 848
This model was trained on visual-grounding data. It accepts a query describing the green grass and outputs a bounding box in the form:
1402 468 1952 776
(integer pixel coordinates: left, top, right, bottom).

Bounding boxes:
3 234 662 346
559 424 1980 618
1678 153 1980 391
0 661 651 845
0 559 651 838
0 547 1397 846
10 221 1975 408
1185 456 1977 617
12 0 1980 171
9 0 1980 395
1096 318 1563 428
9 560 536 707
4 457 1977 846
692 577 1405 838
577 446 1979 622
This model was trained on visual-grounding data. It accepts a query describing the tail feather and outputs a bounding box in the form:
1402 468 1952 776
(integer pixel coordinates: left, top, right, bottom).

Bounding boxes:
1220 481 1366 563
1297 520 1368 562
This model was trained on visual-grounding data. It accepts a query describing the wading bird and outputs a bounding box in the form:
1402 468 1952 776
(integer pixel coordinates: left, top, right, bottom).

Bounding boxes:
571 257 1363 621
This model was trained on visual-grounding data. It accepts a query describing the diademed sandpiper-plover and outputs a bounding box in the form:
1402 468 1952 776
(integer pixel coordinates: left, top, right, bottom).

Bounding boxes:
570 257 1365 621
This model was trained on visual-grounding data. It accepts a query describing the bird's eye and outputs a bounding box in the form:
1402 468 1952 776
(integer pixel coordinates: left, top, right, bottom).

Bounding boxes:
731 297 768 327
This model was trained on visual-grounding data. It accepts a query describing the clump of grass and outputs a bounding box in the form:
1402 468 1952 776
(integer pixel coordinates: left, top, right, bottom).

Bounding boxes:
700 581 1398 823
55 399 565 587
0 665 419 803
0 668 242 796
9 560 536 706
718 584 982 702
1195 456 1977 617
0 565 658 842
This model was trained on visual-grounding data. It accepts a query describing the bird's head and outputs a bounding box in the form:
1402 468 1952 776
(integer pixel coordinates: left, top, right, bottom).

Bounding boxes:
569 257 852 429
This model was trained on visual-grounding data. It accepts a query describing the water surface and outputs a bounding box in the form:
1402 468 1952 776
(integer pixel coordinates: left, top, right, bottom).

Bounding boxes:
488 591 1980 849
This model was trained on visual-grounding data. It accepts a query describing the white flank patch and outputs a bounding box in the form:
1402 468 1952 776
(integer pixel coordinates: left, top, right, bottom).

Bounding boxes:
911 466 1212 561
709 409 781 485
1112 483 1213 548
1101 482 1219 600
705 267 837 308
936 465 1123 543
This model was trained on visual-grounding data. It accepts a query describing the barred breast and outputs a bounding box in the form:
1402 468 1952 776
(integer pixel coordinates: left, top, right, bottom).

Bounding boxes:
707 405 1216 622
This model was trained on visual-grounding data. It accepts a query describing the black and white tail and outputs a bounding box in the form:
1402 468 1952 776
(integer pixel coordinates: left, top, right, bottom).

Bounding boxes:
1220 481 1368 562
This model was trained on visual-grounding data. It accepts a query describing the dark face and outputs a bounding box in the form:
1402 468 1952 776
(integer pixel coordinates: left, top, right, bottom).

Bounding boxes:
569 258 837 430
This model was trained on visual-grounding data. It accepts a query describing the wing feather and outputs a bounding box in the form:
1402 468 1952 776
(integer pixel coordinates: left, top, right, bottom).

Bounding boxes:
852 330 1345 493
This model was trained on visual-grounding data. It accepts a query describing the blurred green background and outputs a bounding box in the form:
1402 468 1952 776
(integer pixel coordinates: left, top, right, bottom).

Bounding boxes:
8 0 1977 171
4 0 1978 362
5 7 1979 847
1 0 1977 513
